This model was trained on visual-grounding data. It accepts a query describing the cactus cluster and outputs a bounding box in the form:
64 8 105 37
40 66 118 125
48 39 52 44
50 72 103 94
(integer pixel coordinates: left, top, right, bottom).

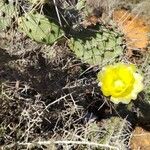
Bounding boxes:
0 1 125 66
0 0 126 67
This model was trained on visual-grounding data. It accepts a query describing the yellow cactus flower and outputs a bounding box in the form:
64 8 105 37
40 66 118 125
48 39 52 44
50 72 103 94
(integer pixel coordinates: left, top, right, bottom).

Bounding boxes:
97 63 144 104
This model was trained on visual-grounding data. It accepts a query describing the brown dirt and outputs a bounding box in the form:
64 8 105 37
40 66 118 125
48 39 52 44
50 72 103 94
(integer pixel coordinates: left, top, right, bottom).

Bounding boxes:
113 9 150 57
131 126 150 150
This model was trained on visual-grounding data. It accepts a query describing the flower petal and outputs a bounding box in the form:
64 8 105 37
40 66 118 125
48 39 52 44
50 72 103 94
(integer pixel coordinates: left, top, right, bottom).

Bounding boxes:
97 63 144 104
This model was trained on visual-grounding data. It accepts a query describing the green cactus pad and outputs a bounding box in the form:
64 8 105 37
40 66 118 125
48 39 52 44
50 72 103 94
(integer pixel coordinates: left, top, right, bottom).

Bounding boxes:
68 26 124 65
18 12 64 44
0 2 17 30
86 117 131 149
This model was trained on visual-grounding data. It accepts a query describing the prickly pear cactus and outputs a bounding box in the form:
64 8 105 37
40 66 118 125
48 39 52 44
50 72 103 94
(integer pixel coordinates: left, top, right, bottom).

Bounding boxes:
68 25 124 65
76 0 92 16
18 12 64 44
85 117 131 150
0 2 17 30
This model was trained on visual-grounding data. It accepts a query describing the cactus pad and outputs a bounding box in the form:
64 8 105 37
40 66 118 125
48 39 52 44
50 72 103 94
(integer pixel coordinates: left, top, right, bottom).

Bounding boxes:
86 117 131 149
0 2 17 30
18 12 64 44
68 25 124 65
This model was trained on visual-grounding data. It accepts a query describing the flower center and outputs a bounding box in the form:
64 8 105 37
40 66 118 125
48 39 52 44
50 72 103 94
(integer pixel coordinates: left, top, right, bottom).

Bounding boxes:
113 79 126 93
114 80 124 87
